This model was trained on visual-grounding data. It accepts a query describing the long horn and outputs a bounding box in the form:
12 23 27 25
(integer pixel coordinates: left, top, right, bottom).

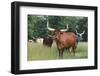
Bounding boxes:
75 29 85 35
75 29 79 35
60 24 69 31
81 30 85 35
47 17 55 31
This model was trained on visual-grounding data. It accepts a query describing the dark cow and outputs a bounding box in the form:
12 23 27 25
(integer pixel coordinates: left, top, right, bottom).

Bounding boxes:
47 20 77 58
43 37 53 47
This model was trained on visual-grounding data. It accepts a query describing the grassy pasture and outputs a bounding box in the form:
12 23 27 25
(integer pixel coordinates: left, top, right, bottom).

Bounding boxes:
28 42 88 61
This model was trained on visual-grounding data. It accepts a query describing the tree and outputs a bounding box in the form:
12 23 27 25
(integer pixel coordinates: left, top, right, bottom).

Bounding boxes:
28 15 88 41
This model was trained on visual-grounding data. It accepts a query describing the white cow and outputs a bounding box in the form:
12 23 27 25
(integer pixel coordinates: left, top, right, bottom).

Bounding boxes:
36 38 43 43
28 39 33 42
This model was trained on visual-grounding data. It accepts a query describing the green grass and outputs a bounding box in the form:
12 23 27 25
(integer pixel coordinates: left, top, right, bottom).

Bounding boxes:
28 42 88 61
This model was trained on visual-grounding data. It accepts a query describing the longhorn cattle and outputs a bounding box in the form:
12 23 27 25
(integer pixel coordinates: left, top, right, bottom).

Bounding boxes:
43 37 53 47
75 26 85 43
47 19 77 58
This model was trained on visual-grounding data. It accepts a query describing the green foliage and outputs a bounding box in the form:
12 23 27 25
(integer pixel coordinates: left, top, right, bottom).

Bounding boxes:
28 15 88 41
28 15 48 38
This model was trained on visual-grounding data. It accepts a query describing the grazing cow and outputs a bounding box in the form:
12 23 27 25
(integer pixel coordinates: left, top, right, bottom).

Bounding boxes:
36 38 43 43
43 37 53 47
47 20 77 58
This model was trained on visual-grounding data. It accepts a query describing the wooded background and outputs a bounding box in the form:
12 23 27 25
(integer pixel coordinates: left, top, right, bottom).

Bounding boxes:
28 15 88 41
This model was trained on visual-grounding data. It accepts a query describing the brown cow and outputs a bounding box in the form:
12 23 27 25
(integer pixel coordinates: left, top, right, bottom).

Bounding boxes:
47 20 77 58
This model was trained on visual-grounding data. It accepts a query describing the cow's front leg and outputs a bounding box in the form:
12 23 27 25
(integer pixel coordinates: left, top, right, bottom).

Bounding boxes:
57 48 61 58
60 49 64 58
57 44 64 59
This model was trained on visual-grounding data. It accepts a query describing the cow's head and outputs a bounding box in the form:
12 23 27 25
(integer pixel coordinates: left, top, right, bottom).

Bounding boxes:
47 19 69 40
75 26 85 41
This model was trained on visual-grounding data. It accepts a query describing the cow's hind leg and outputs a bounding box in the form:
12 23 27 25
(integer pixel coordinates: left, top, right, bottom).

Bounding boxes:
60 49 64 59
66 47 70 52
72 46 76 56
